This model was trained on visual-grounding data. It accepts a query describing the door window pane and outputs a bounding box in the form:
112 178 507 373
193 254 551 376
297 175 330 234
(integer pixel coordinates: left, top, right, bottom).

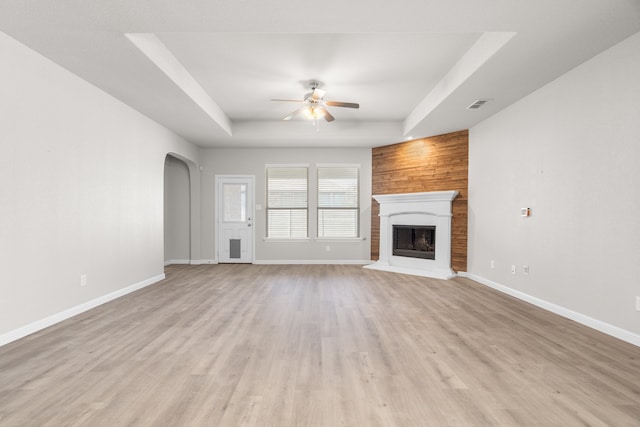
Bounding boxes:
223 183 247 222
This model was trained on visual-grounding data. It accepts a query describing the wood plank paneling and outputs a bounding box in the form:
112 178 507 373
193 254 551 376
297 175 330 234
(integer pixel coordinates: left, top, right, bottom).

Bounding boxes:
371 130 468 272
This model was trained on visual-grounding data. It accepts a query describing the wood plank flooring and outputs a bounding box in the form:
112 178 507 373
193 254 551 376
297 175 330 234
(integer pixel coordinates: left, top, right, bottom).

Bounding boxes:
1 264 639 426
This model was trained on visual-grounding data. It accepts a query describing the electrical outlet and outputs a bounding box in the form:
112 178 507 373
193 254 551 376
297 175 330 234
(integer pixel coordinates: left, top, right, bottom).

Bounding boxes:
490 260 495 269
523 265 529 275
511 265 516 275
325 245 331 252
636 296 640 311
80 274 87 287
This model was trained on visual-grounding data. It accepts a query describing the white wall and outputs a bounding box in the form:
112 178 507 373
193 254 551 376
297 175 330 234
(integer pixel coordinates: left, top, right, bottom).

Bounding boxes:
200 148 372 263
0 32 200 341
468 31 640 341
164 155 191 263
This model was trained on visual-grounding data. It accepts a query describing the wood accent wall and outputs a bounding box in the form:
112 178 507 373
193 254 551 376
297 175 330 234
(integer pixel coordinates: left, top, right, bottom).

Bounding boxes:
371 130 468 272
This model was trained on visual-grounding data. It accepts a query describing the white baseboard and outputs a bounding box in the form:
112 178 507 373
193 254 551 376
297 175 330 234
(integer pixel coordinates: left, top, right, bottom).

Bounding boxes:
254 259 374 265
459 272 640 348
164 259 217 266
0 273 165 348
164 259 190 266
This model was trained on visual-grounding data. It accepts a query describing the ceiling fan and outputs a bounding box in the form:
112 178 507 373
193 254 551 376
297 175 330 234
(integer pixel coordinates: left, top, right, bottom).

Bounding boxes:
271 81 359 123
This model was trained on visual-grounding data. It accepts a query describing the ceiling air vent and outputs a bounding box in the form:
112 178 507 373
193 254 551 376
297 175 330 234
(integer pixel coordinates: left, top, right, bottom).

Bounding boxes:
466 99 492 110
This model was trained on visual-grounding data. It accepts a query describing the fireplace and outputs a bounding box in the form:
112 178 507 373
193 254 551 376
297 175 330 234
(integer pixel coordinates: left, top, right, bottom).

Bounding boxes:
364 190 458 279
393 225 435 259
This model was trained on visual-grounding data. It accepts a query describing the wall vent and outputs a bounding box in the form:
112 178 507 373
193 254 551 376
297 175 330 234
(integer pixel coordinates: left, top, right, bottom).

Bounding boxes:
466 99 492 110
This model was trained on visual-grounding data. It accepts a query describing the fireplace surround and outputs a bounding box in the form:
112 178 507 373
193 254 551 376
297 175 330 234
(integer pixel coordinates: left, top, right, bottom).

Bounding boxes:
365 190 458 279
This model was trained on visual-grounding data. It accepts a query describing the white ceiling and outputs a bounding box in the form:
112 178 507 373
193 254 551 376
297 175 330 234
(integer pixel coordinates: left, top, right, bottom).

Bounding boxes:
2 0 639 148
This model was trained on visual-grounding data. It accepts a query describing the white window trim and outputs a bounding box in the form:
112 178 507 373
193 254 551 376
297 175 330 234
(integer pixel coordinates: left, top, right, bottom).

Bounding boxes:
264 237 364 243
263 237 311 243
316 237 366 242
265 163 310 168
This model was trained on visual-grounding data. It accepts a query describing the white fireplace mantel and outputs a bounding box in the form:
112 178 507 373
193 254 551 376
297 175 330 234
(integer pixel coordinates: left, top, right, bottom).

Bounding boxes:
365 190 459 279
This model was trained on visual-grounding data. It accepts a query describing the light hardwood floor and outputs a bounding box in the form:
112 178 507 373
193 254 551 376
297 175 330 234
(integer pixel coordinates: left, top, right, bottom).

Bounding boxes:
1 264 639 426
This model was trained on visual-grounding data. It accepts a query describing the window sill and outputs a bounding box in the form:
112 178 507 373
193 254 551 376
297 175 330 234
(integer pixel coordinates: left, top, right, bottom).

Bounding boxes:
316 237 366 242
263 238 311 243
263 237 365 243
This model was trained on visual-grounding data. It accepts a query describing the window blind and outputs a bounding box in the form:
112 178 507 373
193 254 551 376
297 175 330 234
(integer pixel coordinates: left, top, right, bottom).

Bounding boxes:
317 167 359 238
267 167 308 238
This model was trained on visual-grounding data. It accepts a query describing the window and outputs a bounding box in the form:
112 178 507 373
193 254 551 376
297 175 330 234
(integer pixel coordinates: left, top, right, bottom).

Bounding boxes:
317 166 359 238
266 167 308 238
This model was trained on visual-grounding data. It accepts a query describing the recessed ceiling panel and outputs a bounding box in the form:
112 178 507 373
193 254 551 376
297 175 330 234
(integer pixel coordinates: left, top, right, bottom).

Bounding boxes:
157 33 481 121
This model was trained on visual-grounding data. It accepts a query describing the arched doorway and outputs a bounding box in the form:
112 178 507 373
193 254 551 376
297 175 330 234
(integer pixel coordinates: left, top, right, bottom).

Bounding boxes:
164 155 190 264
163 153 201 266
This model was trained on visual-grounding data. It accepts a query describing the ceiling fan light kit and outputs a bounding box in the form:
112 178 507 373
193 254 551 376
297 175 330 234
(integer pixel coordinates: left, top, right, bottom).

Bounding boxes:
272 80 359 130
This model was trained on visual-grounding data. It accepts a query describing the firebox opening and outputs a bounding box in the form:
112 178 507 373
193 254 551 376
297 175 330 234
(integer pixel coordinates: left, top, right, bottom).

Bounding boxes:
393 225 436 260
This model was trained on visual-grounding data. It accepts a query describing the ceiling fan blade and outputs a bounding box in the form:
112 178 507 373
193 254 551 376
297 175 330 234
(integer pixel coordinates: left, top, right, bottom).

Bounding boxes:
271 98 304 103
322 108 335 122
311 88 326 101
283 106 306 121
325 101 359 109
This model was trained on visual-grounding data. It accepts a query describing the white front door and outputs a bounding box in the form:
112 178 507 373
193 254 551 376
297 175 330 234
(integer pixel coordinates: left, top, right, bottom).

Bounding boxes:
216 175 254 263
